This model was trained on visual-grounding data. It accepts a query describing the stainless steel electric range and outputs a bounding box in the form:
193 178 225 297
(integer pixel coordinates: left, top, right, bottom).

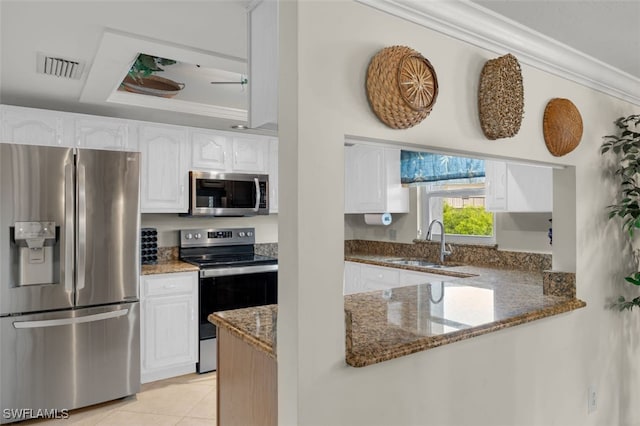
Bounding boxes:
179 227 277 373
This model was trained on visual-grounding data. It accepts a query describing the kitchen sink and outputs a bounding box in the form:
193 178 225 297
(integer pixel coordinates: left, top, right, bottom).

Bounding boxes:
386 259 457 268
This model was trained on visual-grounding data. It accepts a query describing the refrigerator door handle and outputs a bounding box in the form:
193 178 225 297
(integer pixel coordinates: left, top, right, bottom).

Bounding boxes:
64 162 74 293
77 163 87 291
12 308 129 329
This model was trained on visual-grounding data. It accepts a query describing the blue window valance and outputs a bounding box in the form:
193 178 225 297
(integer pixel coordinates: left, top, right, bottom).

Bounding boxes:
401 150 485 184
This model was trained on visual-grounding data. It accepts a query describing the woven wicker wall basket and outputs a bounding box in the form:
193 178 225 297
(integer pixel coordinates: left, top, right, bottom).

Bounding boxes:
366 45 439 129
478 53 524 140
543 98 583 157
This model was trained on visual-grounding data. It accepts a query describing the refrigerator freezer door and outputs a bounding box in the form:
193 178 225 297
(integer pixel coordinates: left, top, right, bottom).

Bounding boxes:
0 144 75 316
0 303 140 424
75 149 140 307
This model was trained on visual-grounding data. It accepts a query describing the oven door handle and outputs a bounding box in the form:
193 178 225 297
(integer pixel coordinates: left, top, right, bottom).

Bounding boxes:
200 264 278 278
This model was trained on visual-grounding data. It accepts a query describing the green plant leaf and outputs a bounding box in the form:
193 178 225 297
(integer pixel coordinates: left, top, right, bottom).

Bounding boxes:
624 276 640 285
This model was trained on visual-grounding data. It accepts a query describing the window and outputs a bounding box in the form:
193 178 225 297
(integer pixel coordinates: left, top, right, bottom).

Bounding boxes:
417 178 496 245
401 149 495 244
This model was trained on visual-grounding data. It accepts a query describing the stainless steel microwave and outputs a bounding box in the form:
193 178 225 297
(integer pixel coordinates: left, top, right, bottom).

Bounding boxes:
186 171 269 216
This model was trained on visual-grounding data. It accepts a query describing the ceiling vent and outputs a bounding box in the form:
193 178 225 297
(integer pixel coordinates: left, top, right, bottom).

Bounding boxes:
36 52 84 79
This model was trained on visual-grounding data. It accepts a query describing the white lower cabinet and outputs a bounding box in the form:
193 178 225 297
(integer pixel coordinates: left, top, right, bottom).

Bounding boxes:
140 271 198 384
344 262 454 295
344 261 364 295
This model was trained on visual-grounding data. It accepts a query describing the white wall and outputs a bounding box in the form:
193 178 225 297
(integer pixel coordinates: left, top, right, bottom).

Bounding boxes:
141 213 278 247
279 2 640 425
495 212 552 253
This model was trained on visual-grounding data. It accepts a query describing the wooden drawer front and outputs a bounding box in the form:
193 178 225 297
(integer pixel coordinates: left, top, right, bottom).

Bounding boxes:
143 273 196 297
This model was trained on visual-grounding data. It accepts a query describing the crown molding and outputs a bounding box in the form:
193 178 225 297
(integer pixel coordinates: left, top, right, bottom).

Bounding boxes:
357 0 640 106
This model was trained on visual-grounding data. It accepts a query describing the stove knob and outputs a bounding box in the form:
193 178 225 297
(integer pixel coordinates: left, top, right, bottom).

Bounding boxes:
194 233 202 239
185 233 193 240
238 232 246 237
247 231 253 237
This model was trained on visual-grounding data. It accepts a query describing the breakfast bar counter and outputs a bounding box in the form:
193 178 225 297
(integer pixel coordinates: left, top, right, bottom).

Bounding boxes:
344 278 585 367
210 256 585 368
208 304 277 358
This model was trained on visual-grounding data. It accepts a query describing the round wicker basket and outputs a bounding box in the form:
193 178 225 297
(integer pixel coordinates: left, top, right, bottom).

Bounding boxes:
543 98 582 157
366 46 438 129
478 53 524 140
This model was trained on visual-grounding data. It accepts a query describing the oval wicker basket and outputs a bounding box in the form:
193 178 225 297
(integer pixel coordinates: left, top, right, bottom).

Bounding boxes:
366 46 439 129
543 98 582 157
478 53 524 140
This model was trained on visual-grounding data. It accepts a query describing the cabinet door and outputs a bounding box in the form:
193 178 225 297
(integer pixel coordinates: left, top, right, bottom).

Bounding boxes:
268 138 278 213
139 124 189 213
191 130 231 171
248 0 278 131
231 136 267 173
143 294 196 370
344 262 363 295
399 270 454 287
141 272 198 381
75 117 131 151
484 160 507 211
1 106 68 146
360 264 400 292
506 164 553 212
345 145 386 213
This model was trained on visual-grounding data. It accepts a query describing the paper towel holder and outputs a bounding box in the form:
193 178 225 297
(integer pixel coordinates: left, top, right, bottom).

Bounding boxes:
364 213 392 226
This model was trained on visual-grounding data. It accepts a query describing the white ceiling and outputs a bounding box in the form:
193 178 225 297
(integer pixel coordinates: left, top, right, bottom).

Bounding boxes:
472 0 640 78
0 0 255 132
0 0 639 132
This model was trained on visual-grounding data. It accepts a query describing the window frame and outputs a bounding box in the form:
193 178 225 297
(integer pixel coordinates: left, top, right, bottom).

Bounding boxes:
417 185 496 245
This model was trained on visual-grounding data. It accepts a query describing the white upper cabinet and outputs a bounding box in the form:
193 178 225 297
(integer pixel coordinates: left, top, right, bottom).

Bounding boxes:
139 123 189 213
267 138 278 213
231 136 267 173
75 116 133 151
248 0 278 131
344 143 409 214
1 105 137 151
1 105 68 146
191 130 231 172
485 160 553 212
190 130 268 174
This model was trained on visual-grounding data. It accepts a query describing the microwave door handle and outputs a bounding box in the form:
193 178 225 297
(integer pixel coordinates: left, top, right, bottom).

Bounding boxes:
253 178 260 212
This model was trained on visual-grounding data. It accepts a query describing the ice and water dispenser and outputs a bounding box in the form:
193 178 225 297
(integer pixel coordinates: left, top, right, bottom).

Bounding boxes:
13 221 57 286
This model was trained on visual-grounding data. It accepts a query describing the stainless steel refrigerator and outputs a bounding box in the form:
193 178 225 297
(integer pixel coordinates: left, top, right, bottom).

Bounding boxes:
0 143 140 424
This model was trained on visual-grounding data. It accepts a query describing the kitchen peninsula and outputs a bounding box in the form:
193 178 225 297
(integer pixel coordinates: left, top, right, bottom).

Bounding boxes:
210 243 585 420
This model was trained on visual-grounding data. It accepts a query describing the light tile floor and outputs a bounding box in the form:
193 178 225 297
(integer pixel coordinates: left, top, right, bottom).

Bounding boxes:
20 372 217 426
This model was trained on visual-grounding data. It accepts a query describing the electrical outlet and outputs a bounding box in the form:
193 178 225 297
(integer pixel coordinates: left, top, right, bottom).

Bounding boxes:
588 385 597 414
389 229 397 241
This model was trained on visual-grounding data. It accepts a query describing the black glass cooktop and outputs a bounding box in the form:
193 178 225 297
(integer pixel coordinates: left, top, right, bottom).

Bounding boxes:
181 253 277 269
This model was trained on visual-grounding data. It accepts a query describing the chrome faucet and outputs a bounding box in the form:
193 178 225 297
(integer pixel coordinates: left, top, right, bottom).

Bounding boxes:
426 220 452 263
